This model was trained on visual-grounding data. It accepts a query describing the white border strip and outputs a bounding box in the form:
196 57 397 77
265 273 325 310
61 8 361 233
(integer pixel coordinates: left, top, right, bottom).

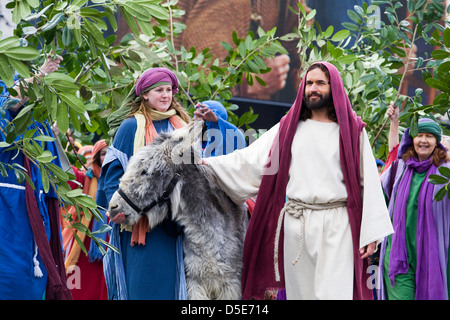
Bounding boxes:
0 182 26 190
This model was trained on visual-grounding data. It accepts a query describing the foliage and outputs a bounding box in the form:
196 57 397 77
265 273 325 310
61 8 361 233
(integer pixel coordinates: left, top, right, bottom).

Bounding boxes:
293 0 449 146
0 0 288 252
429 166 450 201
291 0 449 200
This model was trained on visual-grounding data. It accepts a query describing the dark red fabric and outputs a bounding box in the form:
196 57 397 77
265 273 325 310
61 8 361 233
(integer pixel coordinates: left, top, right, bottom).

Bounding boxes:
241 61 370 300
67 219 108 300
24 155 72 300
67 166 85 190
381 144 399 174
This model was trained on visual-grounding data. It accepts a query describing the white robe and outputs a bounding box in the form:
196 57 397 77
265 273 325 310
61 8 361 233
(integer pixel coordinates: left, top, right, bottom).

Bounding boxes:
205 119 394 299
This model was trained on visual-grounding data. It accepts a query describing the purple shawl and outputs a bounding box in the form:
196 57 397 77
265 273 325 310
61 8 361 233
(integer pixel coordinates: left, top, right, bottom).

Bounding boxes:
241 62 370 300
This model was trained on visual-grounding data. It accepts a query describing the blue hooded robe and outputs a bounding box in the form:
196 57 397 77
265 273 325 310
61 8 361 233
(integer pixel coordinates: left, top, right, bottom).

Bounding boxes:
0 78 63 299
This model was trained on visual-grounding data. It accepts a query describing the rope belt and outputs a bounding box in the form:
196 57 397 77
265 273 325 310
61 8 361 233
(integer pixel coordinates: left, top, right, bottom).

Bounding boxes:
274 199 347 281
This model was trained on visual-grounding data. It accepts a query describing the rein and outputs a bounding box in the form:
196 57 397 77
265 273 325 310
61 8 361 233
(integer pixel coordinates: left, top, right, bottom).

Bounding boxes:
117 173 180 221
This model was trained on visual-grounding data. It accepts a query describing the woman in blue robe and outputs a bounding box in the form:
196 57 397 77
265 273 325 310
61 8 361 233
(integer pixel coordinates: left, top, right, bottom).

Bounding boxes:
98 67 191 300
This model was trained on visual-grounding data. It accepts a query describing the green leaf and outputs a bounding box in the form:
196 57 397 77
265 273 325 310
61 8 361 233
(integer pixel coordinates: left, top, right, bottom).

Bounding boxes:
91 223 111 236
428 174 449 185
409 114 418 137
238 41 247 59
26 0 40 8
434 186 447 201
347 10 362 24
426 78 448 93
58 93 86 113
0 54 14 87
342 22 360 32
438 166 450 179
140 2 169 20
7 57 31 78
14 103 34 120
36 150 56 163
305 9 316 21
14 168 26 184
120 7 140 35
39 163 50 193
24 3 53 21
62 26 72 47
338 54 357 64
66 188 83 197
44 72 76 83
34 135 56 142
71 222 90 234
431 49 450 60
74 194 97 208
47 163 68 181
0 37 20 52
56 102 69 134
22 26 37 35
3 46 40 61
41 12 64 32
331 30 350 42
22 170 35 190
443 28 450 48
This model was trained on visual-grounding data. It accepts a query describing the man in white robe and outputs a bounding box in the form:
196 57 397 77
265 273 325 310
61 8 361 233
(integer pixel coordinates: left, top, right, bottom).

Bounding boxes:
203 62 393 300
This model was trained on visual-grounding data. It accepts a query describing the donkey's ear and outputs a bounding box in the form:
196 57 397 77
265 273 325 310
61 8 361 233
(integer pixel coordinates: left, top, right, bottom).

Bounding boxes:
188 120 204 143
171 120 203 144
170 120 203 165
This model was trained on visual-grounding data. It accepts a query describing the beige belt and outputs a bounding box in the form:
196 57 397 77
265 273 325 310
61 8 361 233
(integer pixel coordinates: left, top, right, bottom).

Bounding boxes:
274 199 347 281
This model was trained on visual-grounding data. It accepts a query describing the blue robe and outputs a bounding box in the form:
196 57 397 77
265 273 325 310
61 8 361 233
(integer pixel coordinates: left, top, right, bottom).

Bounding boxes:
202 116 246 157
98 117 185 300
0 79 62 299
200 100 246 157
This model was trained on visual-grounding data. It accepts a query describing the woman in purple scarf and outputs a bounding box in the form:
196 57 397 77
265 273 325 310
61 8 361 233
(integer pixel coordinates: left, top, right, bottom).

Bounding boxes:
379 118 450 300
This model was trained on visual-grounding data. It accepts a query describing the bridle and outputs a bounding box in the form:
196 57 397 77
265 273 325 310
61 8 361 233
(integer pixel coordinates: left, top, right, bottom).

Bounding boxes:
117 173 181 225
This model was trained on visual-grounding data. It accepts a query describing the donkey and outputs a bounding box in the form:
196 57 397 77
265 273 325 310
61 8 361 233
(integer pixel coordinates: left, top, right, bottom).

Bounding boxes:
108 121 248 300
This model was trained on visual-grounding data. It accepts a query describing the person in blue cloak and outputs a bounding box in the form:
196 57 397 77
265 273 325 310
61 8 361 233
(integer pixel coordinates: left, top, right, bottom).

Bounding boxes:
0 55 71 300
193 100 246 157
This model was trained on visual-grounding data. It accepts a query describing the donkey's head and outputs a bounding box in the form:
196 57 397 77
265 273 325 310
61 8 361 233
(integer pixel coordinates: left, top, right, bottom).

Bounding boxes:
108 121 203 228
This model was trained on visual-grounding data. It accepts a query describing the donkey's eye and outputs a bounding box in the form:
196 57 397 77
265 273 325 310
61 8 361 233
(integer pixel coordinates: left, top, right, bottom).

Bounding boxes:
179 151 184 157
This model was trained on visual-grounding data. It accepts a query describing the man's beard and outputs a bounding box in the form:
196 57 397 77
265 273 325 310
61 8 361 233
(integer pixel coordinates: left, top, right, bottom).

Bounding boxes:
303 92 332 110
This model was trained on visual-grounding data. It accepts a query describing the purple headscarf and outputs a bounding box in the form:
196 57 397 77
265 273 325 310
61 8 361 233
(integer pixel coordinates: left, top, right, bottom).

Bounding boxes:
135 67 179 96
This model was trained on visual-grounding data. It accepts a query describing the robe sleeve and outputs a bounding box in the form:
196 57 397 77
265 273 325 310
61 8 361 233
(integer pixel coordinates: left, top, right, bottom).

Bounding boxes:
359 128 394 249
204 123 280 204
203 118 246 157
96 118 136 208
